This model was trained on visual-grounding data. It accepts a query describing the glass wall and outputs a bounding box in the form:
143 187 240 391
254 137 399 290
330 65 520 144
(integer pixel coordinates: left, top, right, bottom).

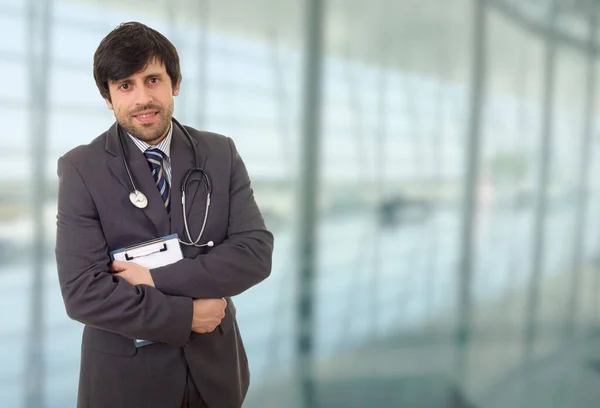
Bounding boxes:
2 0 600 407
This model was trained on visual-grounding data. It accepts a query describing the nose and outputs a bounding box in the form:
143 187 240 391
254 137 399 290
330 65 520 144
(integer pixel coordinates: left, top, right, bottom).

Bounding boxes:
133 85 153 107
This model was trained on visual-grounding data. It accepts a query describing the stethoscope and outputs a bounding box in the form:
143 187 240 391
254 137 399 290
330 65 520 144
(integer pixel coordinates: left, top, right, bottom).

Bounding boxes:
117 117 214 248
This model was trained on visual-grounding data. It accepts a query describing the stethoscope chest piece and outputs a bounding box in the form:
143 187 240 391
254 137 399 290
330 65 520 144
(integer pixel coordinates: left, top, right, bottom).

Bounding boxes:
129 190 148 209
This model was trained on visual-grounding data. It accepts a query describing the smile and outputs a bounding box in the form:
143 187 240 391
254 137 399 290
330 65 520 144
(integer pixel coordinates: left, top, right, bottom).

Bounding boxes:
133 111 159 123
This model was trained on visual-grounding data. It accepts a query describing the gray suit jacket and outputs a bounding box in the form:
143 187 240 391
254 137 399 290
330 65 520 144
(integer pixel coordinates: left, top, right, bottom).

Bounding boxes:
55 122 274 408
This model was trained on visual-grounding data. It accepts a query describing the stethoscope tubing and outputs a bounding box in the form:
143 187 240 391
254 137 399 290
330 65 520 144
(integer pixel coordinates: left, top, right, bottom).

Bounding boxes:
117 117 213 248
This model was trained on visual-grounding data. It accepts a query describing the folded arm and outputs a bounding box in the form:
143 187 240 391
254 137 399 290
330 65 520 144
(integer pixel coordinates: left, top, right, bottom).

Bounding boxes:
150 138 274 299
55 156 193 347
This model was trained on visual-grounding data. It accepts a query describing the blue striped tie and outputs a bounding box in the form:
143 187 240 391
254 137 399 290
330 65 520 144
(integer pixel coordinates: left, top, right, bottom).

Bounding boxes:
143 147 170 214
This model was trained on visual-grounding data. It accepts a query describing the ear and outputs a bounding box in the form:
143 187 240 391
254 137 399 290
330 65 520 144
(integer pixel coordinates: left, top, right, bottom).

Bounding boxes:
104 98 114 110
173 80 181 97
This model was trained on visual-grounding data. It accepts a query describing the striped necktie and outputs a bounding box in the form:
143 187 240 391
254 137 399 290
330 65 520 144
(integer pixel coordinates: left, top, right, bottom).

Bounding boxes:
143 147 170 214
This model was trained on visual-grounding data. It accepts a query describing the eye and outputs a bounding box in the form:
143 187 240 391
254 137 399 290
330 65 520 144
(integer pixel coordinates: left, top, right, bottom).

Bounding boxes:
149 77 159 84
120 83 130 90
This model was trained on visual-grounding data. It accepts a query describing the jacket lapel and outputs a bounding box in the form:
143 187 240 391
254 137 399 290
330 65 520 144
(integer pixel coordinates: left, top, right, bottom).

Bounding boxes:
105 122 170 237
169 122 207 238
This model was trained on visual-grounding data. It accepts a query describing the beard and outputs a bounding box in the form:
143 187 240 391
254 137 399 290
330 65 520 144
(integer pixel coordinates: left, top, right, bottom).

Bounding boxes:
116 101 174 144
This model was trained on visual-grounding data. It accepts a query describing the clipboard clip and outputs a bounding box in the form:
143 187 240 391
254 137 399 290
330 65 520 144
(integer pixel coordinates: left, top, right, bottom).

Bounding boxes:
124 238 168 261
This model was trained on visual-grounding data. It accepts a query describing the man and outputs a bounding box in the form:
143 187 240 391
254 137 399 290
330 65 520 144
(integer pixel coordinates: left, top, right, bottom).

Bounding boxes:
55 21 274 408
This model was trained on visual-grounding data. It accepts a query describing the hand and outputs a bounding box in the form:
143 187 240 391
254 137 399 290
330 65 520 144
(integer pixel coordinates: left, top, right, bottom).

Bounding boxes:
191 298 227 334
110 261 155 287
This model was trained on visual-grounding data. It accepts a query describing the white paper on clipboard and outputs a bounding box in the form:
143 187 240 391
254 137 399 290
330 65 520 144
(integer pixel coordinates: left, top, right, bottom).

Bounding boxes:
109 233 183 348
110 233 183 268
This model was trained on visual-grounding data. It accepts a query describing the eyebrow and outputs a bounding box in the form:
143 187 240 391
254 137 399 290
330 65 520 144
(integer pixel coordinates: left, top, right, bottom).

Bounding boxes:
142 72 164 80
111 73 164 85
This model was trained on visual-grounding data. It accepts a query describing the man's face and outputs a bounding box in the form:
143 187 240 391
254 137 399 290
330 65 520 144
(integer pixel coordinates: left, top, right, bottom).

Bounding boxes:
105 59 180 145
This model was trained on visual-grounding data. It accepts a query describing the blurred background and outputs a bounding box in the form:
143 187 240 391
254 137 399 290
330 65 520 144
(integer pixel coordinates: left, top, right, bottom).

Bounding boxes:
3 0 600 407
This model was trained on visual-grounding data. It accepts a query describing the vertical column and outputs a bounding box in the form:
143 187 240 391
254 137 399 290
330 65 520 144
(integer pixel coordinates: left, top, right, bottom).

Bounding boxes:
522 0 559 366
295 0 324 407
166 0 183 120
565 2 597 339
372 0 389 337
455 0 487 388
25 0 52 407
197 0 209 129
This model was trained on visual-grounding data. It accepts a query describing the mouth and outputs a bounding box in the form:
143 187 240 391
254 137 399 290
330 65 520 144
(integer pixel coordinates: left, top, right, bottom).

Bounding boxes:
133 110 159 123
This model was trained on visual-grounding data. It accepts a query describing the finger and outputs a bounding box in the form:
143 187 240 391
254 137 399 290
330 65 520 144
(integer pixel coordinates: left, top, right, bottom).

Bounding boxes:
110 261 128 272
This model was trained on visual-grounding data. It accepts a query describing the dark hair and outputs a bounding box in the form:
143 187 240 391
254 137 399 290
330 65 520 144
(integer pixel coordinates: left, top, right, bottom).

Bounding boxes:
93 22 181 102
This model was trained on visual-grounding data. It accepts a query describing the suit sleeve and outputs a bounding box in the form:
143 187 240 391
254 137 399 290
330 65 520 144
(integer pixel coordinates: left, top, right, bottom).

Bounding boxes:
55 155 193 346
150 138 274 298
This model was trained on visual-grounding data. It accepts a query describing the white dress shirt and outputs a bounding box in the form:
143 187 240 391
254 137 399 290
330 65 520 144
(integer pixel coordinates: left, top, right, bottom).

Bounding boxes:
127 121 173 185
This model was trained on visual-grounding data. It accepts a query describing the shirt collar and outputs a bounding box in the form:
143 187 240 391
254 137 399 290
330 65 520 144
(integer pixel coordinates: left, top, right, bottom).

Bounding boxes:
127 121 173 160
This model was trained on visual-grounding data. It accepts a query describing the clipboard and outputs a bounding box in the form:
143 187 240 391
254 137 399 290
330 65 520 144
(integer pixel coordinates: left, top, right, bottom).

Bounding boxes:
109 233 183 348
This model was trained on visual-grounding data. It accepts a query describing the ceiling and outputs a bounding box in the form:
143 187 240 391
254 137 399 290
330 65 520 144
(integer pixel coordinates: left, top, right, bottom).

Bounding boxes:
63 0 599 109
